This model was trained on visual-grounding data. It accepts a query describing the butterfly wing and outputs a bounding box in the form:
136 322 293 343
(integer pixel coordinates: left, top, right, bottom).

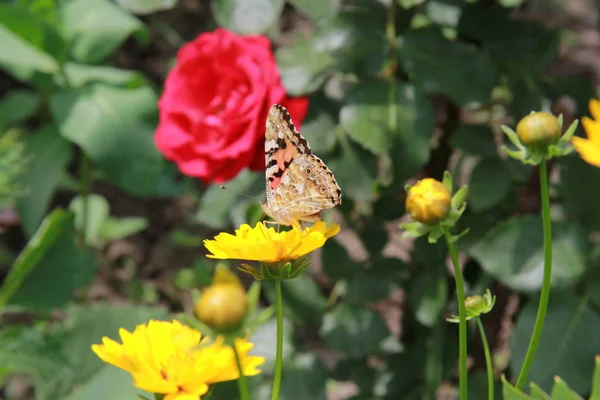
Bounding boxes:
263 104 341 225
270 154 342 219
264 104 311 207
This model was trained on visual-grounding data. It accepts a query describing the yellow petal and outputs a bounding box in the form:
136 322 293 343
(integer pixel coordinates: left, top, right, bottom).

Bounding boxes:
572 136 600 167
590 99 600 122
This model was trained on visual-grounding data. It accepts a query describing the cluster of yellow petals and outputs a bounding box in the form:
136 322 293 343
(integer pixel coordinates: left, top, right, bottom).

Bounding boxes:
405 178 451 225
572 98 600 167
91 320 264 400
204 221 340 262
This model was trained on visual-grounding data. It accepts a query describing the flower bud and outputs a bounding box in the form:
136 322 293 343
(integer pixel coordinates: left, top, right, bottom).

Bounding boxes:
406 178 451 225
465 295 486 314
516 112 561 147
195 283 248 331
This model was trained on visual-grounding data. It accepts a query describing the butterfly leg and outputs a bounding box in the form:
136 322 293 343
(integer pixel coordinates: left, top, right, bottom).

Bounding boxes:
263 220 281 233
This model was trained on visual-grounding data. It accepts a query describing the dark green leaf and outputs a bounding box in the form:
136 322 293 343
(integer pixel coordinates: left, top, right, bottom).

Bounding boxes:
399 27 496 106
469 158 512 212
468 216 587 292
0 89 40 130
450 125 497 158
298 95 339 153
16 126 72 237
193 170 263 229
59 0 145 63
345 268 399 304
321 303 390 357
0 3 65 81
458 2 559 72
211 0 284 35
15 0 59 26
50 84 165 196
530 383 551 400
510 293 600 393
114 0 177 15
3 210 97 312
408 268 446 327
69 194 110 246
280 353 327 400
262 276 327 325
288 0 340 20
558 154 600 231
321 237 362 280
328 135 377 202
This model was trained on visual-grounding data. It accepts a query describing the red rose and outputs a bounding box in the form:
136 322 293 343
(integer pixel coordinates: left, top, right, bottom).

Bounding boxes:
155 28 309 183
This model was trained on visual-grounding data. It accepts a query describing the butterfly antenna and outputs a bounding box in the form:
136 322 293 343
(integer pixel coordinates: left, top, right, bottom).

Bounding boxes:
218 185 262 202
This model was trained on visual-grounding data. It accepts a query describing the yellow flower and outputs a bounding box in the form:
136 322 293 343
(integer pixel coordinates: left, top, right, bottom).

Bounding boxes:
91 320 264 400
572 98 600 167
204 221 340 263
405 178 451 224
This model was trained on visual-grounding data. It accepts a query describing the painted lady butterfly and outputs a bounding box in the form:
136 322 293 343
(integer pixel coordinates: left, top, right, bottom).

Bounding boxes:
261 104 342 229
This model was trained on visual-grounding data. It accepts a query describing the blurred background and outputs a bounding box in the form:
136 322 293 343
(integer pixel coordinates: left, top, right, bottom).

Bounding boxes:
1 0 600 399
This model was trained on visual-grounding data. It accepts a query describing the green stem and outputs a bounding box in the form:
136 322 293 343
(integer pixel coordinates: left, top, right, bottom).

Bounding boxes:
476 318 494 400
233 340 252 400
78 154 91 245
154 394 165 400
515 161 553 389
271 279 284 400
444 230 468 400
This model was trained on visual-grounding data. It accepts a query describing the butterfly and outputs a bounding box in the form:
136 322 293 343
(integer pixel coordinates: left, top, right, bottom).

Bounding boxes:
261 104 342 229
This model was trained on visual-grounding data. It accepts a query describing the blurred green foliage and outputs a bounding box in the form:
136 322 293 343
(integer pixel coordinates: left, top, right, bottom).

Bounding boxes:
1 0 600 399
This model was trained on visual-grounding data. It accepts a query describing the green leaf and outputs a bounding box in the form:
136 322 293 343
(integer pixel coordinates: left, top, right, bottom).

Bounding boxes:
262 276 327 325
194 170 264 229
591 355 600 400
69 194 110 245
211 0 284 35
99 216 149 242
0 326 74 400
288 0 339 20
0 3 65 81
469 158 512 212
0 89 40 130
114 0 177 15
280 353 327 400
510 293 600 394
399 27 496 106
66 366 145 400
60 303 169 385
59 0 145 63
558 154 600 231
299 97 338 153
50 84 165 196
450 125 497 158
276 35 334 96
63 62 146 88
16 126 72 237
321 303 390 357
328 135 377 202
320 236 362 280
2 210 97 312
502 375 533 400
458 2 558 73
15 0 59 26
468 216 587 292
408 268 446 327
550 377 584 400
530 383 552 400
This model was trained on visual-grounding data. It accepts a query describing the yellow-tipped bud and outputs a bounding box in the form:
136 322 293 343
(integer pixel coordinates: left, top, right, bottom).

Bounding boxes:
194 266 248 331
195 284 248 331
406 178 451 225
465 295 486 314
516 112 561 147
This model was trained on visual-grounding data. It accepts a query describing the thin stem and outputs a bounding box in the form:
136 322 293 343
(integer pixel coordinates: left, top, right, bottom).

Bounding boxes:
78 154 91 245
515 161 553 389
444 230 468 400
233 340 252 400
476 318 494 400
271 279 284 400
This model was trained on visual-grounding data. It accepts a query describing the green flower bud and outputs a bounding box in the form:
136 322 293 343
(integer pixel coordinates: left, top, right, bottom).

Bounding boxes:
195 283 248 331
